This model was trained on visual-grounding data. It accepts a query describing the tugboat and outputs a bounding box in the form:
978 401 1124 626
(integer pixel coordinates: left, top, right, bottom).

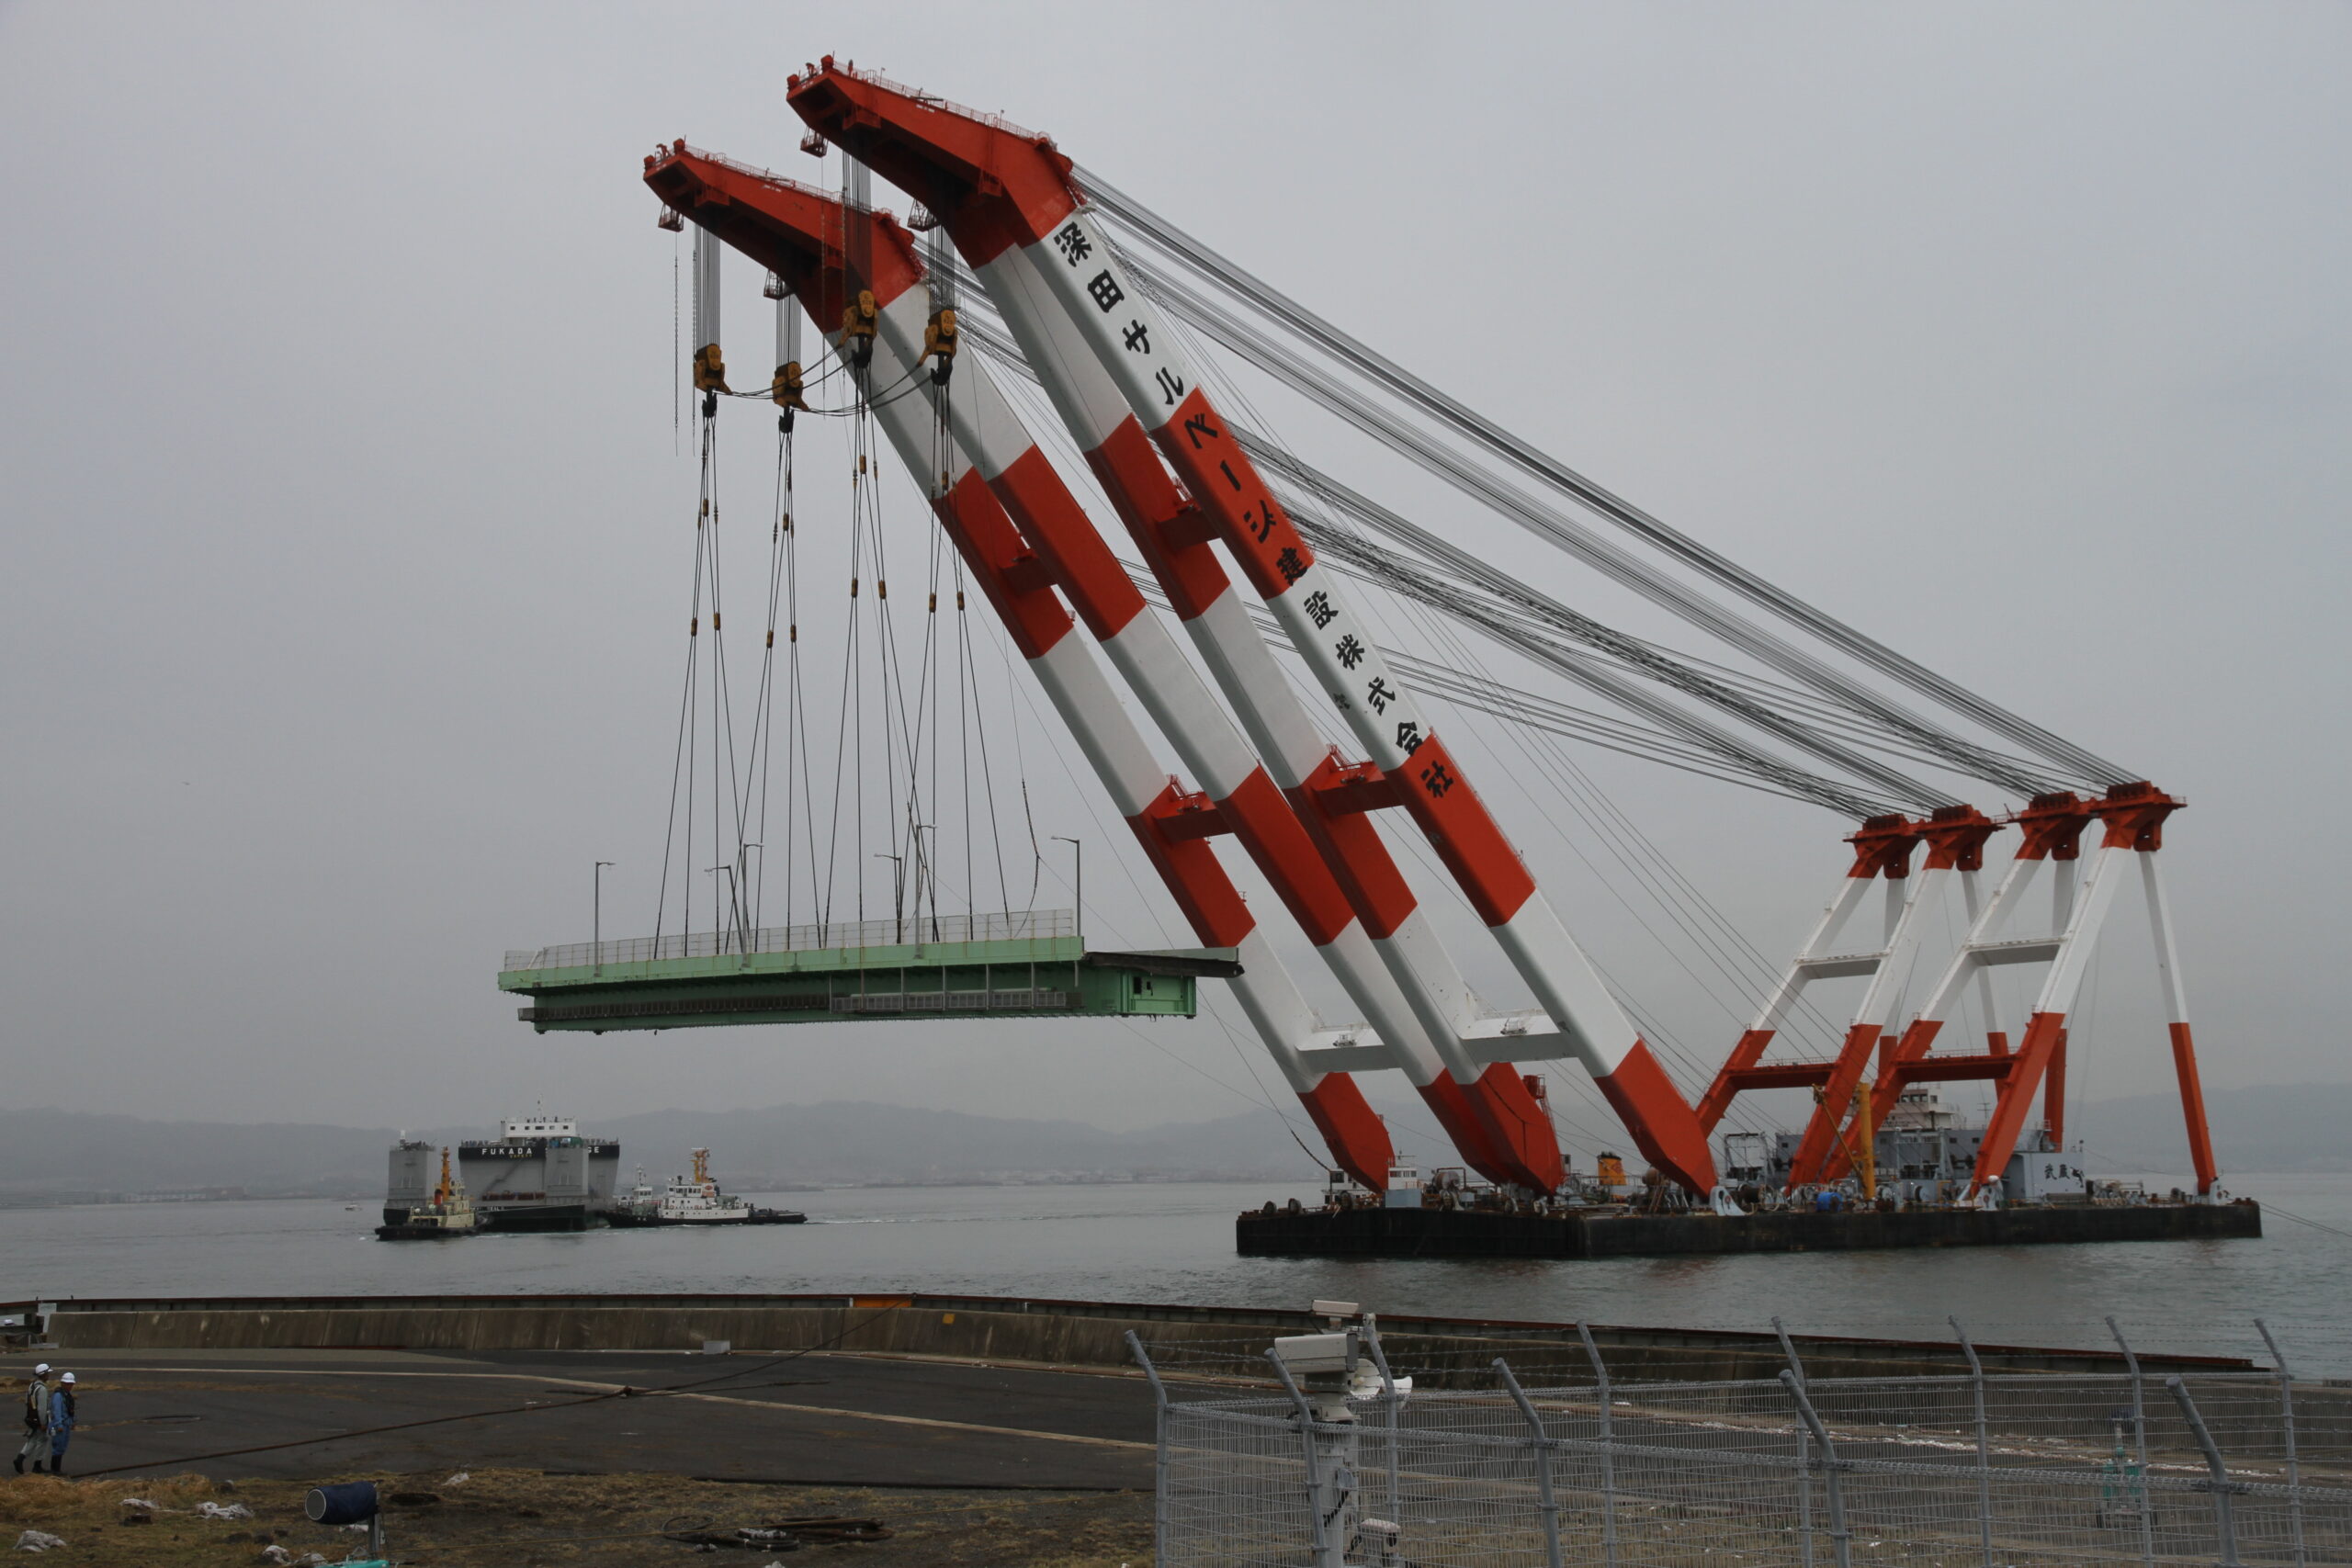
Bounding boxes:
661 1148 753 1224
605 1149 807 1227
610 1164 662 1224
375 1147 477 1239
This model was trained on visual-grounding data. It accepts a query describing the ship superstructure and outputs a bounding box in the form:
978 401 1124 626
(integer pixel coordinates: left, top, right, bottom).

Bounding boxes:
454 1115 618 1230
1718 1094 2097 1207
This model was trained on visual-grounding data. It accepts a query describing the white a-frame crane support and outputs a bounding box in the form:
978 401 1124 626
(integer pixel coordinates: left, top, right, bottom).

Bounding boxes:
1826 784 2217 1196
1699 807 2005 1189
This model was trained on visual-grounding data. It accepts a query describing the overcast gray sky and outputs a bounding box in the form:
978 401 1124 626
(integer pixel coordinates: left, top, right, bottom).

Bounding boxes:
2 3 2345 1155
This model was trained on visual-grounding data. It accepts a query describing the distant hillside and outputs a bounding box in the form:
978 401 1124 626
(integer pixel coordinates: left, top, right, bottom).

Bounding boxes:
594 1100 1317 1188
0 1081 2338 1200
2067 1083 2352 1177
0 1100 1321 1200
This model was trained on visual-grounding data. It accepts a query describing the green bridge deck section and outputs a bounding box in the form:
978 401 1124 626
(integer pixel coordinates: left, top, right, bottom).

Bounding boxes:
499 911 1237 1033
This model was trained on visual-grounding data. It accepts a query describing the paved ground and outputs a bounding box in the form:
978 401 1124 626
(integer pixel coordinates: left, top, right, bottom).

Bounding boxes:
0 1468 1153 1567
5 1347 1159 1489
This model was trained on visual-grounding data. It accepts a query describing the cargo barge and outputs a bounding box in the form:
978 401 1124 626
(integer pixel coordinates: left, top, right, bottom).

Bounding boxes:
385 1114 618 1233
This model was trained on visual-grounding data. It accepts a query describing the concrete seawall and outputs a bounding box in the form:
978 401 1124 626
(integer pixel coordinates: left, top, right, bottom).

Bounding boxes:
39 1292 2249 1382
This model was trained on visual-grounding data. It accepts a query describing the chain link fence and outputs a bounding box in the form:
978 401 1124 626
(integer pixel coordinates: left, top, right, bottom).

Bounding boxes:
1132 1319 2350 1568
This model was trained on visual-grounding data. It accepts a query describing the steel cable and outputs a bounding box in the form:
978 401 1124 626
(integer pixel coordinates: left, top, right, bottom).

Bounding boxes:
1080 169 2132 790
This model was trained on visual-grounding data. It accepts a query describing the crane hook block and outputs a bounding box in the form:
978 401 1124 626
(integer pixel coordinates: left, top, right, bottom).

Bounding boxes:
692 342 729 394
922 307 959 385
841 290 879 369
841 290 879 343
771 360 808 412
922 308 960 363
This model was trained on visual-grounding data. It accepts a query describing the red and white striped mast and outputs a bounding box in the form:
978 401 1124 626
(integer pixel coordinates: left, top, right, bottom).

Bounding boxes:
786 61 1716 1192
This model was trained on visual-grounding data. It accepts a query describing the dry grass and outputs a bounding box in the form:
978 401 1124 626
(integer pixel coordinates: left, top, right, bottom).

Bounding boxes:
0 1467 1150 1567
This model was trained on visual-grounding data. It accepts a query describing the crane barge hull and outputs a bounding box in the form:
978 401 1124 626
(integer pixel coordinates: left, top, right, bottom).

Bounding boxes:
1238 1199 2259 1258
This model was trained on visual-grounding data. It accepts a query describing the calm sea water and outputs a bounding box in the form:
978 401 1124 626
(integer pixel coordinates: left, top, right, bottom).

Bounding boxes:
6 1173 2345 1374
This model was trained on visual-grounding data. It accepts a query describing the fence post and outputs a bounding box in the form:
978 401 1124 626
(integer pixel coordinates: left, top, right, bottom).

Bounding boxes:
1781 1370 1853 1568
1949 1316 1996 1568
1495 1358 1566 1568
2254 1319 2306 1568
1126 1332 1171 1568
1362 1314 1404 1568
1577 1322 1620 1568
1775 1317 1815 1568
1267 1348 1347 1568
2108 1315 2157 1568
2165 1377 2245 1568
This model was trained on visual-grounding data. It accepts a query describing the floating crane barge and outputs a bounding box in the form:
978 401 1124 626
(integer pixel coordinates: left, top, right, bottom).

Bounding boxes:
1242 1084 2256 1259
493 58 2253 1264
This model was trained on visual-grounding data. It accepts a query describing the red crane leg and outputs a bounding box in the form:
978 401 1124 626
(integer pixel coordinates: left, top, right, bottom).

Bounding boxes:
2043 1029 2068 1145
1782 1024 1885 1187
1297 1075 1390 1192
1592 1043 1717 1196
1968 1011 2067 1193
2169 1022 2218 1194
1820 1016 1944 1185
1698 1029 1776 1134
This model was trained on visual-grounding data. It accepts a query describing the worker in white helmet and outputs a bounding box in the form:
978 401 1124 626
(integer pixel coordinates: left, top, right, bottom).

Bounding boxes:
14 1363 50 1474
43 1375 75 1477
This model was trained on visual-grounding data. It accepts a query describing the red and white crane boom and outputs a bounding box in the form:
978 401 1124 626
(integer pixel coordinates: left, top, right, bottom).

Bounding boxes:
786 60 1717 1191
643 145 1400 1187
649 145 1579 1190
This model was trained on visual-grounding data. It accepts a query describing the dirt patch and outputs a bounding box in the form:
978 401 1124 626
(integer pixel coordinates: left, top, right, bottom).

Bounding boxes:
1 1467 1149 1566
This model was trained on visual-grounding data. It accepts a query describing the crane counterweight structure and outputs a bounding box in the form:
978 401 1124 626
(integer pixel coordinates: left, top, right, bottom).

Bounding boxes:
524 65 2222 1210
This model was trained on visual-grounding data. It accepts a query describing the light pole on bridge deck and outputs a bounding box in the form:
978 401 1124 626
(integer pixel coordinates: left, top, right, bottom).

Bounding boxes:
736 842 763 941
875 852 905 943
706 863 745 953
1052 835 1082 949
594 862 615 976
909 823 935 941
